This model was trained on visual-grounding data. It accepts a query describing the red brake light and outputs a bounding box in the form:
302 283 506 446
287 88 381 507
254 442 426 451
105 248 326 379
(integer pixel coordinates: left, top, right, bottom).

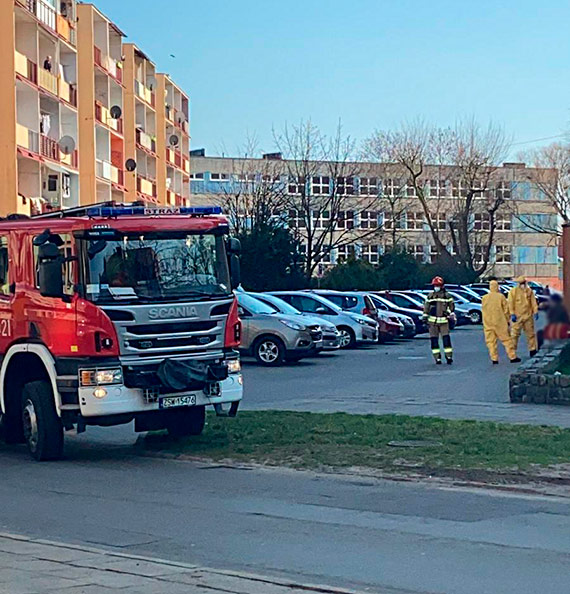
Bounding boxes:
225 298 241 348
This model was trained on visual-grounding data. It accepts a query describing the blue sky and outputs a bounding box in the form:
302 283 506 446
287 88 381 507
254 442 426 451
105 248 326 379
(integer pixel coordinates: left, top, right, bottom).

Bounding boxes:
94 0 570 158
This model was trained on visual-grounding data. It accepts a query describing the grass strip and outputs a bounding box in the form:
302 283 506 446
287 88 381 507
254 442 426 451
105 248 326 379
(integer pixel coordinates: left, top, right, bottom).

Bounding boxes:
144 411 570 475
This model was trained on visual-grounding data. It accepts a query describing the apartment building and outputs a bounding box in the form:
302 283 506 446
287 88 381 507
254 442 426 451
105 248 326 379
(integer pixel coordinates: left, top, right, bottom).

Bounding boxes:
122 46 191 205
0 0 80 216
190 155 561 286
77 3 126 205
0 1 191 214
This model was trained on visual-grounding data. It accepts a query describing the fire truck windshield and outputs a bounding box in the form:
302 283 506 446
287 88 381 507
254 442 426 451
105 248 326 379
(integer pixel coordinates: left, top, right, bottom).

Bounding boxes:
81 233 231 303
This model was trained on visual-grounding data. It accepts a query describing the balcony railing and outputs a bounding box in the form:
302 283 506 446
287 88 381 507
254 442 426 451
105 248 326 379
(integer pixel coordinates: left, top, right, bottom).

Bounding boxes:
60 149 79 169
56 14 76 45
182 157 190 174
39 68 58 95
135 80 156 108
16 124 39 153
40 134 59 161
94 46 123 83
137 175 157 198
136 128 156 153
14 51 38 85
95 101 123 134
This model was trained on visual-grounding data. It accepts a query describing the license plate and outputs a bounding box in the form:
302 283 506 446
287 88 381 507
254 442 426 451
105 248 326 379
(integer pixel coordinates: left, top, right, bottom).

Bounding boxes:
159 394 197 409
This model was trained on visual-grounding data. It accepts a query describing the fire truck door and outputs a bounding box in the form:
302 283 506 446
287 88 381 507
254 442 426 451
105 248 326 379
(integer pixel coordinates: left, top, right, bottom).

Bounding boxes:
0 236 14 350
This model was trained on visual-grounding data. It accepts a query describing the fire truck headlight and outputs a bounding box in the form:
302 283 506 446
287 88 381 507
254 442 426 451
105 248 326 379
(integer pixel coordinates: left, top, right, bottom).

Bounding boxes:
227 359 241 374
80 368 123 386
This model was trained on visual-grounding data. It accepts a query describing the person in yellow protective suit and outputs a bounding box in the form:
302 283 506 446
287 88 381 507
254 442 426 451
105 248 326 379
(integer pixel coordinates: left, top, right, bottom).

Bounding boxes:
482 280 521 365
508 276 539 357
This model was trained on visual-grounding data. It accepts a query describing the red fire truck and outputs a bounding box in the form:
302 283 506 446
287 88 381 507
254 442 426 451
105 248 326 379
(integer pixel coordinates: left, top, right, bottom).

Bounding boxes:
0 203 243 460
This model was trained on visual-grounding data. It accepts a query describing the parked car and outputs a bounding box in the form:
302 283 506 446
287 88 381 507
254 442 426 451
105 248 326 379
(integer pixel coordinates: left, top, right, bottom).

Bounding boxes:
270 291 378 348
450 288 482 304
309 289 403 342
236 293 322 366
371 293 428 334
466 286 490 297
447 291 483 324
396 291 461 328
249 292 341 350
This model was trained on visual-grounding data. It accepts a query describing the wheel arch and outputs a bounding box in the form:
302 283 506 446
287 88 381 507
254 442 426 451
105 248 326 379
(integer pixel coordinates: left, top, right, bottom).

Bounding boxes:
0 344 61 417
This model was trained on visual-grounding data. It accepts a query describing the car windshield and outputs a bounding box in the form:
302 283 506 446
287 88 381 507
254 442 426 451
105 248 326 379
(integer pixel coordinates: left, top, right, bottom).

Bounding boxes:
82 233 231 303
238 293 279 315
255 295 301 315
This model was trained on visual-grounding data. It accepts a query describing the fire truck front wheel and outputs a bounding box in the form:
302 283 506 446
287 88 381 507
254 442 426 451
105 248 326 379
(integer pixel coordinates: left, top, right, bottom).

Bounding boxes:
21 381 64 461
165 406 206 438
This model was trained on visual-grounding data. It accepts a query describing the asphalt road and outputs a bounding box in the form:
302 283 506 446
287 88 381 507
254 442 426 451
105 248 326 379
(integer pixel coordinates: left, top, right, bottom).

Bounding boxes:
243 325 570 427
0 445 568 594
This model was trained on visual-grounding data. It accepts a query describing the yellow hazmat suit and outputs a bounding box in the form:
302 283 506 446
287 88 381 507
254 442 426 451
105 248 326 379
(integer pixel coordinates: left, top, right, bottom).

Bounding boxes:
507 276 538 354
481 281 517 362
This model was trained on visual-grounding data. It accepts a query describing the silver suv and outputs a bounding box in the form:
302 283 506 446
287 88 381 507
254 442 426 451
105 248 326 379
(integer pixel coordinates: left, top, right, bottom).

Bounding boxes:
236 293 322 366
249 292 341 350
270 291 378 348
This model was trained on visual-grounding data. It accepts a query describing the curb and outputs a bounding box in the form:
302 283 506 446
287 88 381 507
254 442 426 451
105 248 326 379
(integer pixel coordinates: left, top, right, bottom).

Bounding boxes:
0 531 363 594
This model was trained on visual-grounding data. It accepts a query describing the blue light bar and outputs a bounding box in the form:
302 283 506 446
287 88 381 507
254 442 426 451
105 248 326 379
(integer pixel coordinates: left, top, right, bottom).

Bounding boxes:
85 205 223 217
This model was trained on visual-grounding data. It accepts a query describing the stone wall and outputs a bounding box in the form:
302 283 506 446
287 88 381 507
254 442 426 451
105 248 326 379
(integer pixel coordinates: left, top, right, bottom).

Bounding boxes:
510 341 570 405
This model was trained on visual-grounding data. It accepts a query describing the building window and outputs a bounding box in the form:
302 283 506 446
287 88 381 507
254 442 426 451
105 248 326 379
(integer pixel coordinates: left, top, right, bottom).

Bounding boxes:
360 211 378 229
473 213 491 231
406 211 425 230
408 245 425 262
430 213 447 231
362 244 379 263
496 213 512 231
429 179 447 197
337 210 355 230
337 245 356 262
359 177 379 196
472 246 486 265
496 245 512 264
336 177 354 195
0 237 9 297
312 210 330 229
383 213 404 230
495 181 512 200
190 172 204 180
237 173 256 183
405 184 416 197
288 176 303 195
451 181 468 198
210 173 229 181
383 178 402 197
288 209 306 228
428 245 439 263
311 176 330 195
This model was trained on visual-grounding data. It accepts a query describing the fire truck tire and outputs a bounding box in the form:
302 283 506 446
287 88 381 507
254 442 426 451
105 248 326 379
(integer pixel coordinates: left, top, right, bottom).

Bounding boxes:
165 406 206 438
21 381 64 461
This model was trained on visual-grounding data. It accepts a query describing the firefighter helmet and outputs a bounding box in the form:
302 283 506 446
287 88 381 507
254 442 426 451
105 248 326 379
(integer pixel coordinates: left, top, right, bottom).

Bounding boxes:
431 276 444 287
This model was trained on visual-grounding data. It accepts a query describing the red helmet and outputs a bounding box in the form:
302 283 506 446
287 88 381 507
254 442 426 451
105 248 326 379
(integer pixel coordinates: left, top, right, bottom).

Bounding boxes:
431 276 444 287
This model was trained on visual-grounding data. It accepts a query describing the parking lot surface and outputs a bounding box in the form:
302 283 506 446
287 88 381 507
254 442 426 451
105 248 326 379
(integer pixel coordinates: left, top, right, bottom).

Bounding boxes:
243 326 570 427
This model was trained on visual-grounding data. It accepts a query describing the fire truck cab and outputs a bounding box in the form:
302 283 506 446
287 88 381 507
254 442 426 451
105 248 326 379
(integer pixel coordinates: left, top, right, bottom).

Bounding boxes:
0 203 243 460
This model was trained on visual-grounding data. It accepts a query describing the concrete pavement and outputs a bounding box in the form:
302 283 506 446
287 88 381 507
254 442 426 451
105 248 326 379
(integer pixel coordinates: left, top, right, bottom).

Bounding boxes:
0 446 568 594
0 532 359 594
243 326 570 427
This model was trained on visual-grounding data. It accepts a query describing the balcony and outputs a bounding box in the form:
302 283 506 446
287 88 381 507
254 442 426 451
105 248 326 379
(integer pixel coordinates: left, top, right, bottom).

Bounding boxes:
39 68 58 95
96 159 123 185
14 51 38 85
94 46 123 83
40 134 59 161
58 79 77 107
135 80 156 108
19 0 57 32
95 101 123 134
182 156 190 174
136 129 156 153
137 175 157 198
16 124 39 153
56 14 76 46
60 149 79 169
165 104 174 123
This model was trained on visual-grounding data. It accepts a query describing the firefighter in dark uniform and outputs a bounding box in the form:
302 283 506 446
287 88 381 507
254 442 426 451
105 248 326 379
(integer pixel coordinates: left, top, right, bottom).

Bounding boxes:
423 276 455 364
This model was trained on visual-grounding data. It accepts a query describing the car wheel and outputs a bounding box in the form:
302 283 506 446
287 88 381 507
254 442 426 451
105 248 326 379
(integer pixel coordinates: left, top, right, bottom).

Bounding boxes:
21 380 64 461
165 406 206 438
337 327 356 349
469 310 482 324
254 336 285 366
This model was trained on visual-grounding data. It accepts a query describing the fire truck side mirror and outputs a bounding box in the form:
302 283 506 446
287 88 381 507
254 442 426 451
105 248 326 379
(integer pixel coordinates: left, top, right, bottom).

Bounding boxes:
230 254 241 290
38 243 64 299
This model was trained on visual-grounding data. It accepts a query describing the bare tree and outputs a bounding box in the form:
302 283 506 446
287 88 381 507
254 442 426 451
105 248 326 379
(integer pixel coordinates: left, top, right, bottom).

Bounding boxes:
363 118 512 276
213 137 288 234
274 120 382 278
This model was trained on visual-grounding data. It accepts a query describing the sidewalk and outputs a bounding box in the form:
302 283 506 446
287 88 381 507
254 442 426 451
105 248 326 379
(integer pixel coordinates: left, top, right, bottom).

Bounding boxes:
0 532 358 594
